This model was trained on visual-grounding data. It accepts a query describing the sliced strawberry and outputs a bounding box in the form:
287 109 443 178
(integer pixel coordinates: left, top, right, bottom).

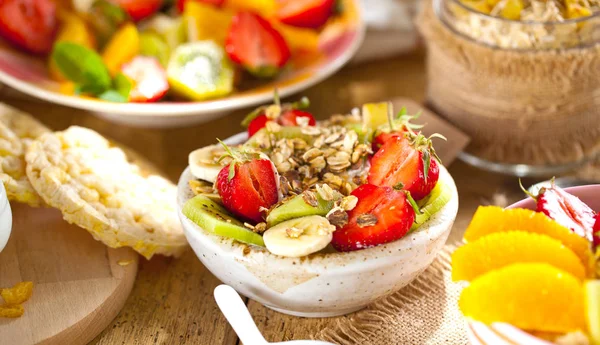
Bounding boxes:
113 0 163 21
530 183 597 246
177 0 224 12
368 133 442 200
0 0 57 55
242 92 313 136
278 110 316 127
372 132 402 152
121 56 169 103
248 114 270 137
372 106 423 152
277 0 335 29
215 143 279 223
331 184 416 252
226 11 291 78
594 213 600 248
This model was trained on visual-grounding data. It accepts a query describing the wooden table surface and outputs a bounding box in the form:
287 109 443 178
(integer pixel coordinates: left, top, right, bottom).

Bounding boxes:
0 51 532 345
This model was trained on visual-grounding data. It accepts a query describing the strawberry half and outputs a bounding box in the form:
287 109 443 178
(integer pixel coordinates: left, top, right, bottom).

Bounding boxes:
278 110 316 127
242 92 314 137
0 0 58 55
277 0 336 29
121 56 169 103
331 184 417 252
215 142 279 224
368 132 445 200
226 11 291 78
525 182 597 247
372 106 424 152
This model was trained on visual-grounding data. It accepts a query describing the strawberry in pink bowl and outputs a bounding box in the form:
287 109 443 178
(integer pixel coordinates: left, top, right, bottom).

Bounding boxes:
177 100 459 317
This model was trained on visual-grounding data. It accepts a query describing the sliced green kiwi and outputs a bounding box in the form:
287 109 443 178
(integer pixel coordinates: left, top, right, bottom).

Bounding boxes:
344 123 374 144
183 195 265 247
267 193 336 227
244 127 316 147
167 41 234 101
140 32 170 67
411 180 452 231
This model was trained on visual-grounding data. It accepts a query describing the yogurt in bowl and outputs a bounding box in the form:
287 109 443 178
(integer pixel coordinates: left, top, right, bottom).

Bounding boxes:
178 163 458 317
177 97 459 317
0 183 12 253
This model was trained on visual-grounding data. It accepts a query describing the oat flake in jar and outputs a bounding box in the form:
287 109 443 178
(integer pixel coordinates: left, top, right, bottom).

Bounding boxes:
417 0 600 175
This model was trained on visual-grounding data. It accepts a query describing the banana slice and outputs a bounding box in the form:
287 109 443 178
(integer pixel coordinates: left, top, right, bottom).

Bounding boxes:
263 215 335 258
189 144 225 183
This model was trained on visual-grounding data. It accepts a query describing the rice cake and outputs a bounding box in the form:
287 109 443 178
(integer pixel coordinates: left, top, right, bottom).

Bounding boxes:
0 104 49 206
25 126 187 258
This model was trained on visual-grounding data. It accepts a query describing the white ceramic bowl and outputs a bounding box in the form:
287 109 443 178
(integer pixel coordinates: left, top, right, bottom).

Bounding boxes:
0 1 364 128
0 183 12 253
466 184 600 344
177 135 459 317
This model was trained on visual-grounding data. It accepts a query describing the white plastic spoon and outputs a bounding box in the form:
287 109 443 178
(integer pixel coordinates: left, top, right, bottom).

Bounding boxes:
214 285 336 345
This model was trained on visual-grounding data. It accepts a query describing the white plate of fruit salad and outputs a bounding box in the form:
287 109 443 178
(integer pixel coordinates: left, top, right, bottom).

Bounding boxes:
177 98 459 317
453 182 600 345
0 0 363 128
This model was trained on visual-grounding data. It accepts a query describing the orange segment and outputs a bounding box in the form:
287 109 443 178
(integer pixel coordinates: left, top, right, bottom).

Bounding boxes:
452 231 586 282
184 1 233 46
102 23 140 75
459 263 586 333
464 206 595 276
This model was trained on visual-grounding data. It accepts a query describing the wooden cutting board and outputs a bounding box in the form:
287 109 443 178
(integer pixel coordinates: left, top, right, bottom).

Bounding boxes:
0 203 139 345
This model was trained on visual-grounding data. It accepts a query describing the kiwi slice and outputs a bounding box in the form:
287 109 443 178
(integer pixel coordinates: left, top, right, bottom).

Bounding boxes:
244 127 316 147
411 180 452 231
167 41 234 101
267 193 336 227
183 195 265 247
344 123 374 144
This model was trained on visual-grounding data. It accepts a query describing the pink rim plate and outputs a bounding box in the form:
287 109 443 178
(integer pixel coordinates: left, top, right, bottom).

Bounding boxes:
0 1 365 128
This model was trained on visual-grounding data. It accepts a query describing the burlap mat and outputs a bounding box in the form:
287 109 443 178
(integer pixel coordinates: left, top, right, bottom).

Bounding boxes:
317 246 468 345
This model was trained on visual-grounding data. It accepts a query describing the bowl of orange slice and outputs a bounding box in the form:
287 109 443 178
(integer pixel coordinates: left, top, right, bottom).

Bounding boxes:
453 182 600 345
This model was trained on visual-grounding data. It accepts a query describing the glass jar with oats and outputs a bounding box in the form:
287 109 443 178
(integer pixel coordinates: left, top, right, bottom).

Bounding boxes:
417 0 600 176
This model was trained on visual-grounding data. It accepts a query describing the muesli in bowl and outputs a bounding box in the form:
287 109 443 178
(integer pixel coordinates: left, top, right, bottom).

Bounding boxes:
177 96 459 316
453 183 600 344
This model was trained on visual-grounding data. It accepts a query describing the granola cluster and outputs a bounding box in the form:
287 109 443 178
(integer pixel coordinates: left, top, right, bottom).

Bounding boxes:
252 122 371 197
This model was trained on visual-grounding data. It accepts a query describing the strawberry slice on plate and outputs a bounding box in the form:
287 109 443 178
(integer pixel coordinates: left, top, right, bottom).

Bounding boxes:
226 11 291 78
113 0 163 22
277 0 335 29
368 132 445 200
0 0 57 54
525 182 597 247
331 184 417 252
242 92 314 137
215 142 279 223
121 56 169 103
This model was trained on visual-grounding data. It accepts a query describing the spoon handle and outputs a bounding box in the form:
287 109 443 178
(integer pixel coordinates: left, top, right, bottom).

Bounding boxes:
214 285 267 345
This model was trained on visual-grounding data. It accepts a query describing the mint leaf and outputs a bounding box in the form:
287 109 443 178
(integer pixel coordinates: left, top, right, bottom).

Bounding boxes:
51 42 111 95
98 90 128 103
113 73 132 99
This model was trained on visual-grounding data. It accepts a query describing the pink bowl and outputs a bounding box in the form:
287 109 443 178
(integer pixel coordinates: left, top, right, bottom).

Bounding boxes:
467 184 599 345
